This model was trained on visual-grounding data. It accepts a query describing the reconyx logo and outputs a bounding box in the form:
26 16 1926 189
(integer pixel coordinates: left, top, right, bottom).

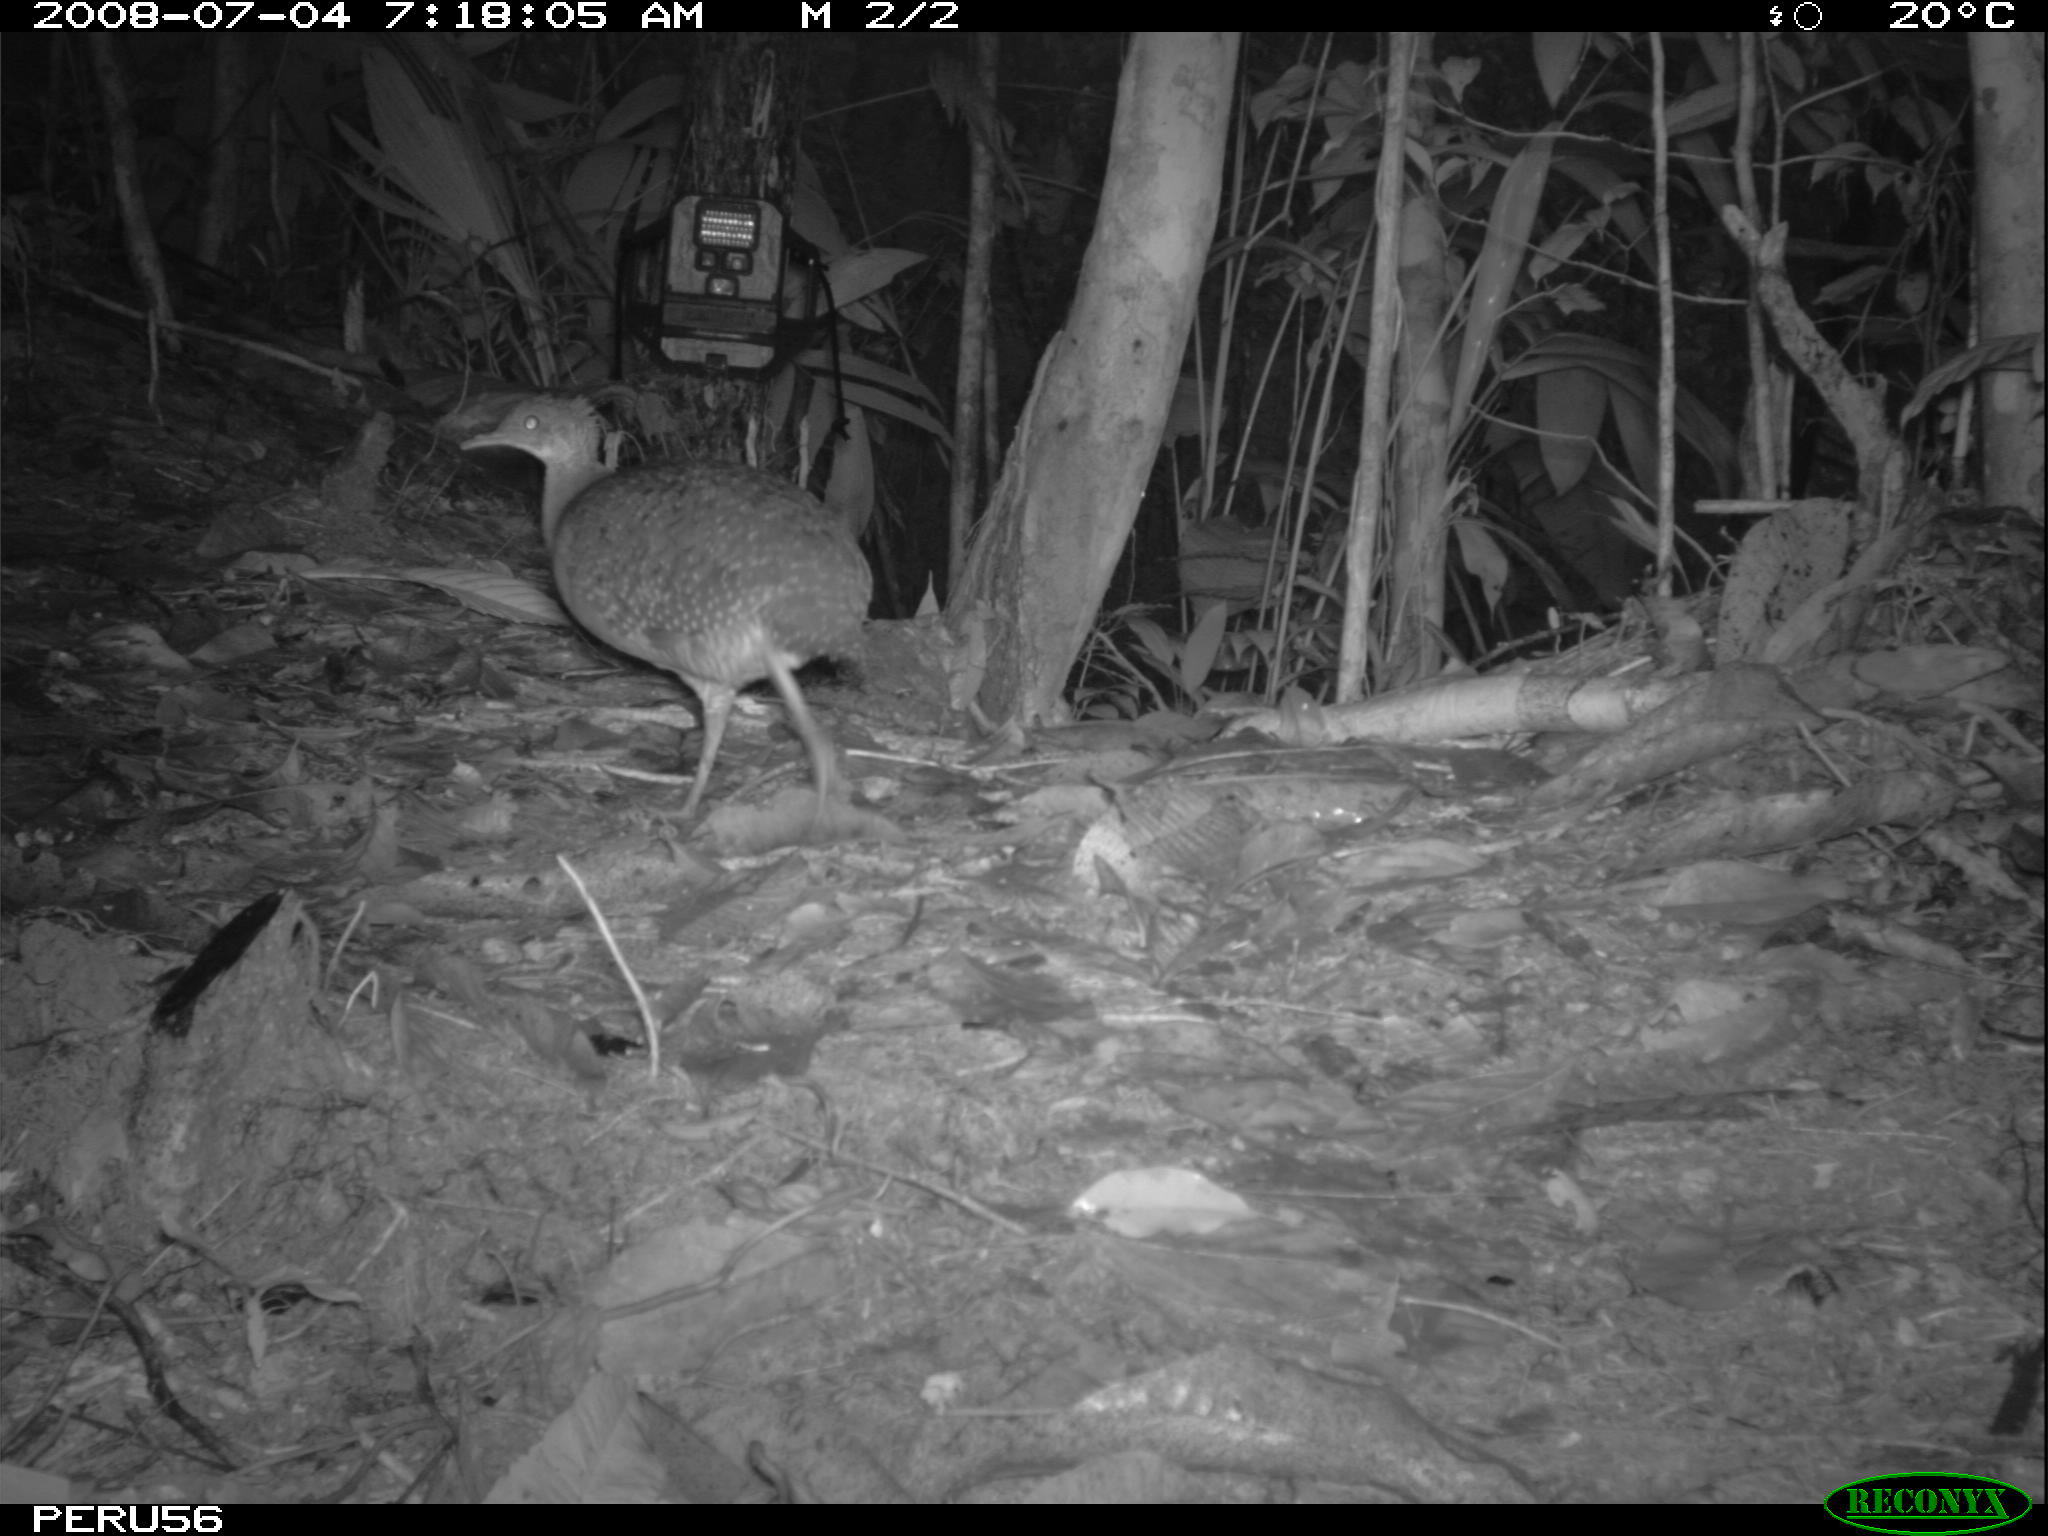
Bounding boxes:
1825 1472 2033 1534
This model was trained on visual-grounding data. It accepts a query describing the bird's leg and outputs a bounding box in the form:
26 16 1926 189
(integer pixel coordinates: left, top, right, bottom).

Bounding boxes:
764 653 840 818
679 681 737 817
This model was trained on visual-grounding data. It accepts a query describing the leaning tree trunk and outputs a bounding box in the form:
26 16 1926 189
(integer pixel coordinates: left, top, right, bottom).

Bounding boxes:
951 32 1238 728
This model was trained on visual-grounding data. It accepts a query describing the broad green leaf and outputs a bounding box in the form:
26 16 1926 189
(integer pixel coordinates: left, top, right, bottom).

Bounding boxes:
1532 34 1585 108
1537 365 1604 496
1183 600 1229 695
1449 130 1555 440
1451 518 1512 611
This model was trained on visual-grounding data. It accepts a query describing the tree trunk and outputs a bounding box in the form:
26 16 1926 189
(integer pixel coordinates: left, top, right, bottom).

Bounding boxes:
948 32 1001 597
196 38 249 271
1968 33 2045 509
674 35 798 460
952 32 1238 727
87 37 179 352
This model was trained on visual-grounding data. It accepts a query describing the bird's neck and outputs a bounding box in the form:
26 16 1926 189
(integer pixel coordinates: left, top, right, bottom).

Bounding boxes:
538 457 612 547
